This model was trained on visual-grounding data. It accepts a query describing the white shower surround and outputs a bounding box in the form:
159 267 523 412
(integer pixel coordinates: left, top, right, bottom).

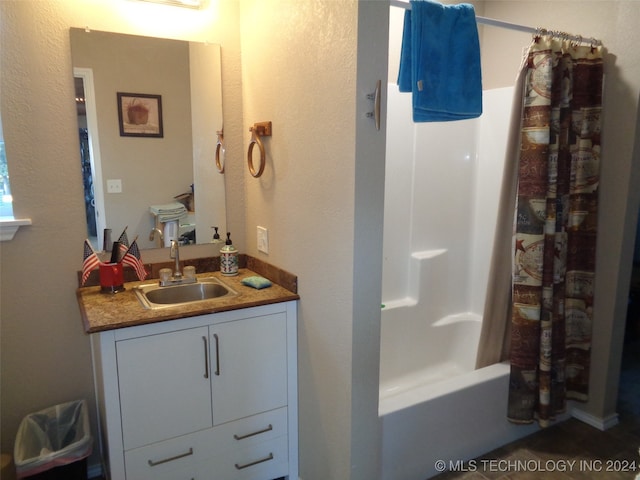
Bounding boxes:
381 85 512 312
379 85 542 480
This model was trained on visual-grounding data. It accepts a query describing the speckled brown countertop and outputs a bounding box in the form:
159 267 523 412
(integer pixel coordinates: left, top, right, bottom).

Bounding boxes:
78 265 299 334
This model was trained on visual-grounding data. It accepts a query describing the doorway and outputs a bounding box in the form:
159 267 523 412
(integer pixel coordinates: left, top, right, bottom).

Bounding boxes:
618 216 640 417
74 68 105 250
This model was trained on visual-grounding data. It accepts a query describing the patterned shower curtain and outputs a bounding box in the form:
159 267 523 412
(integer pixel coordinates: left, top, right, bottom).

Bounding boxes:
507 35 604 426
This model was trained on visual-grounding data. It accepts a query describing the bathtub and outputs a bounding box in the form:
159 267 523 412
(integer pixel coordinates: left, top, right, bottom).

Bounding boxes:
380 73 546 477
379 265 540 480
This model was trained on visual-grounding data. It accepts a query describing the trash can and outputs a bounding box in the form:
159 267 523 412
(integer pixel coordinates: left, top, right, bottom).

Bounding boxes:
13 400 92 480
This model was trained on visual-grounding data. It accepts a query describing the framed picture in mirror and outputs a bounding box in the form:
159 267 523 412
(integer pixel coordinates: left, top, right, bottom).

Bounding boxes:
117 92 163 138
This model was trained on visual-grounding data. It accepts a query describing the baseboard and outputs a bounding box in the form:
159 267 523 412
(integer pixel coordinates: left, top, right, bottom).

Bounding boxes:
571 407 619 431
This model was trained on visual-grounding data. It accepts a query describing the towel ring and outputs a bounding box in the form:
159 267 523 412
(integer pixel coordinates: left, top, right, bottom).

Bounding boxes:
247 121 272 178
215 130 225 174
248 129 265 177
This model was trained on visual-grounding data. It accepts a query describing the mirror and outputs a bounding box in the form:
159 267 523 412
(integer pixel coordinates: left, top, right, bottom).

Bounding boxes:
70 28 225 251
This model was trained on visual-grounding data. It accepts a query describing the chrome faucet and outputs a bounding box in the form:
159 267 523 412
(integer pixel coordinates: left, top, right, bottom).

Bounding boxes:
149 228 164 244
158 241 196 286
170 240 182 279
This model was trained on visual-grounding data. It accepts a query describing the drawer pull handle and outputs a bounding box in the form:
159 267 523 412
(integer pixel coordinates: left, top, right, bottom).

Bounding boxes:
233 423 273 440
202 336 209 379
147 447 194 467
213 333 221 376
234 452 274 470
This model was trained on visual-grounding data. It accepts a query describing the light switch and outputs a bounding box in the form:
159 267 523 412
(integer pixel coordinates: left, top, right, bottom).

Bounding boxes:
257 226 269 254
106 179 122 193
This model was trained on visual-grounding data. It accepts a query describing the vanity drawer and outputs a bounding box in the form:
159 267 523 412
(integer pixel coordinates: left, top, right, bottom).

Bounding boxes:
124 432 200 480
124 408 288 480
206 407 287 453
198 434 289 480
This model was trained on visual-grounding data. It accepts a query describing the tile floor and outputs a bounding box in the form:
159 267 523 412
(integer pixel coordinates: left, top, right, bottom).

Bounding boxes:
432 340 640 480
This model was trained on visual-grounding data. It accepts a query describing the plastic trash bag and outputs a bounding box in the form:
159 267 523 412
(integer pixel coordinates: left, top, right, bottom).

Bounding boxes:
14 400 92 479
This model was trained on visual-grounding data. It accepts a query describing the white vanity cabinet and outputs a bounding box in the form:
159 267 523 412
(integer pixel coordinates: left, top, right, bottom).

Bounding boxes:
210 313 288 425
117 326 214 450
91 301 298 480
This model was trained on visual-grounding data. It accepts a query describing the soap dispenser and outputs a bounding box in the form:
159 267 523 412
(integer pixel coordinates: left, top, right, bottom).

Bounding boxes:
211 226 222 244
220 232 238 276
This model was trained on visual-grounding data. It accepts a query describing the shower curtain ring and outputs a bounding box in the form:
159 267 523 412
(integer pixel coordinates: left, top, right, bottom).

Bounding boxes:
534 27 542 42
247 121 272 178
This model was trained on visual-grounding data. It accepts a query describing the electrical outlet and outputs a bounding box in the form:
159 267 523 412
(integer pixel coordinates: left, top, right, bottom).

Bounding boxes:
257 226 269 254
106 179 122 193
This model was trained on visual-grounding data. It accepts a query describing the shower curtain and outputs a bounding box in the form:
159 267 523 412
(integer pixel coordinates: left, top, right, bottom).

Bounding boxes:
478 34 604 427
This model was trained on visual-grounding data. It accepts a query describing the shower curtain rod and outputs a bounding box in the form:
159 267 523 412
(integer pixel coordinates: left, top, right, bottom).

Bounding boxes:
389 0 602 46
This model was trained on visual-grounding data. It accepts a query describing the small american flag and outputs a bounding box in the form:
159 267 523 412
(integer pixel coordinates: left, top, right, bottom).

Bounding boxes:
122 239 148 281
117 227 129 259
82 239 101 285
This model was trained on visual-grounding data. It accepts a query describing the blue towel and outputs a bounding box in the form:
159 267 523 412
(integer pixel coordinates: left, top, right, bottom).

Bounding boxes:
398 0 482 122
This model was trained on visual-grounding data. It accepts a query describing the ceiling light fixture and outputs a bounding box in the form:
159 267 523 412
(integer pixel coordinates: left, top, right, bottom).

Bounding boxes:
134 0 207 9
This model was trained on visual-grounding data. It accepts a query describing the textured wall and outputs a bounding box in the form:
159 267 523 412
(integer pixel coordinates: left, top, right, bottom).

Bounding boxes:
4 1 639 479
238 0 389 478
238 1 361 477
0 0 243 470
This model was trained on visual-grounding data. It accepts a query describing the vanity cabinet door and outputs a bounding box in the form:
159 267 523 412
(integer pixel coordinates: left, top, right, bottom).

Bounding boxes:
117 326 213 450
210 312 288 425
